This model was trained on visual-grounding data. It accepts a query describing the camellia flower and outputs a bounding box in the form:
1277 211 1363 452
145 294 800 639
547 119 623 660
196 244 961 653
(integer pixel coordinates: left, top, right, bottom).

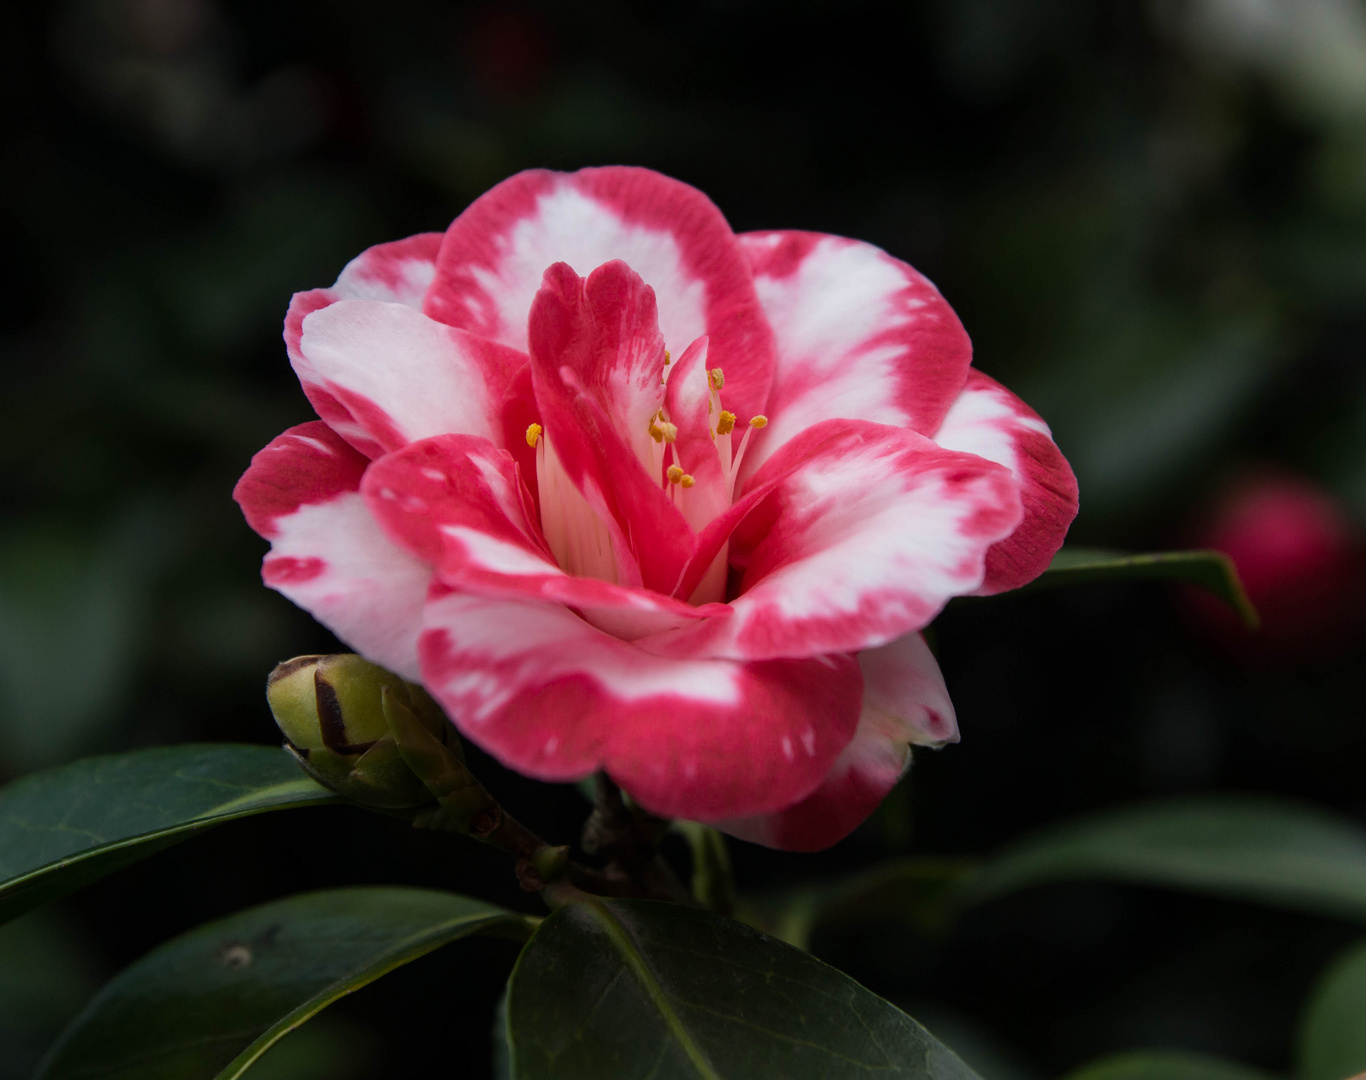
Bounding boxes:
235 167 1077 850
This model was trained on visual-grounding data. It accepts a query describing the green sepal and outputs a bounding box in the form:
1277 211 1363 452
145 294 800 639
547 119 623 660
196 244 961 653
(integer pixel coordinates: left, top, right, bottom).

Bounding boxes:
286 738 434 811
382 686 499 833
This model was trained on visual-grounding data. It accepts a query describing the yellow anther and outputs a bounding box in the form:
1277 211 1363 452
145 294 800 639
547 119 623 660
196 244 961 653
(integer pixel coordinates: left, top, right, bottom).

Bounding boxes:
666 464 684 485
663 349 671 365
648 417 665 442
716 411 736 435
749 415 768 429
679 473 696 488
709 367 725 391
525 423 543 448
659 421 678 443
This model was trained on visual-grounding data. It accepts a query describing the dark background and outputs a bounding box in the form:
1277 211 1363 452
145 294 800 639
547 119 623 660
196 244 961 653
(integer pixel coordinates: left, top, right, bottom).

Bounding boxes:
3 1 1366 1077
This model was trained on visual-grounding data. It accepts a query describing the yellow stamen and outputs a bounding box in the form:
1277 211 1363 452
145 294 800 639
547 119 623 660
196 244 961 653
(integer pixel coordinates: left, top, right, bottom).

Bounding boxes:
659 421 678 443
679 473 695 488
709 367 725 391
716 410 736 435
749 415 768 429
525 423 543 448
663 349 671 365
648 417 664 442
666 464 684 485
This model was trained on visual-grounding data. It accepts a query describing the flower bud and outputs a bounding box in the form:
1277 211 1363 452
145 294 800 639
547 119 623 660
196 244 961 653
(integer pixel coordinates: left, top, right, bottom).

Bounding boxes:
266 654 455 809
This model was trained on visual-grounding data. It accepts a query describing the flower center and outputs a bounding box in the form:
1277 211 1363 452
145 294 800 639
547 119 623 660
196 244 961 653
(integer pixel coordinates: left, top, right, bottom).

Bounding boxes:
525 360 767 600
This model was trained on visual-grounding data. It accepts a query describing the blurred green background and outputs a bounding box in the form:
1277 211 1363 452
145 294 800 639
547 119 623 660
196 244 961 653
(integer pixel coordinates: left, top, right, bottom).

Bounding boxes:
3 0 1365 1077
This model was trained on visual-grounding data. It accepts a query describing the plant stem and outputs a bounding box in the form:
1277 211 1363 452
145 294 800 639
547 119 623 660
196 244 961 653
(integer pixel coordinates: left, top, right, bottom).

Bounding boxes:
579 773 693 906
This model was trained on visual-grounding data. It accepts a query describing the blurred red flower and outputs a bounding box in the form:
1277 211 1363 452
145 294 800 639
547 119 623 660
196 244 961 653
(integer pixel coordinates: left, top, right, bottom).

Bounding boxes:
1185 472 1363 661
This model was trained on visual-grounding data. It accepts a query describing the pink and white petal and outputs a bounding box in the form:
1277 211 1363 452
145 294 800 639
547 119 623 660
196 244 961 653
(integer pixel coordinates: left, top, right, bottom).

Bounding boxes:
735 230 972 483
545 259 668 472
425 166 775 426
362 434 726 640
333 232 444 307
646 419 1023 661
297 298 528 457
419 590 862 820
529 262 695 594
858 631 959 749
932 370 1079 594
717 633 955 851
361 434 546 566
284 234 444 457
233 423 432 679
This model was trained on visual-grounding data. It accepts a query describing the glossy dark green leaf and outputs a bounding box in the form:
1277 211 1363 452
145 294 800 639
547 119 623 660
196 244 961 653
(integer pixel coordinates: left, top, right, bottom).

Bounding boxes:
1026 547 1258 626
1059 1050 1277 1080
964 796 1366 922
0 745 337 924
506 897 981 1080
1299 938 1366 1080
37 886 535 1080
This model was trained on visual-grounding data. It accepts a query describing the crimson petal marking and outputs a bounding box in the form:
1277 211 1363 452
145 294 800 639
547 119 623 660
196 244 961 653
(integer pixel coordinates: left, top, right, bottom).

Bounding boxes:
425 166 775 426
233 423 431 679
298 299 528 457
419 591 861 820
932 370 1079 594
363 435 727 641
528 262 694 594
235 421 367 539
718 633 955 851
647 419 1023 661
285 234 443 459
735 230 972 484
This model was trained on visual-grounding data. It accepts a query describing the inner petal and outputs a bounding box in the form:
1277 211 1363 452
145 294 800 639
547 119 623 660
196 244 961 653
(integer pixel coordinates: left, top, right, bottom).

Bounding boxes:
525 260 697 595
534 428 620 584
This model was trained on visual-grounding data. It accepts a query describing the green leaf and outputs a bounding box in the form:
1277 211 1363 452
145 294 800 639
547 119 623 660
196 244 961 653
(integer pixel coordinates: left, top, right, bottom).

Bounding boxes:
742 858 974 952
36 886 535 1080
506 897 982 1080
0 745 338 925
225 1017 374 1080
1025 547 1258 627
1059 1050 1278 1080
1299 938 1366 1080
964 796 1366 922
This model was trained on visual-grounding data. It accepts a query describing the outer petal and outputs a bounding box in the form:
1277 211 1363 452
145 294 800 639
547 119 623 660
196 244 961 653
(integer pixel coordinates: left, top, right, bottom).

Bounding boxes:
284 234 444 457
646 419 1023 661
296 299 528 458
932 370 1079 594
419 590 863 821
233 422 432 679
736 230 972 482
362 434 727 640
717 633 956 851
331 232 444 307
425 166 775 426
